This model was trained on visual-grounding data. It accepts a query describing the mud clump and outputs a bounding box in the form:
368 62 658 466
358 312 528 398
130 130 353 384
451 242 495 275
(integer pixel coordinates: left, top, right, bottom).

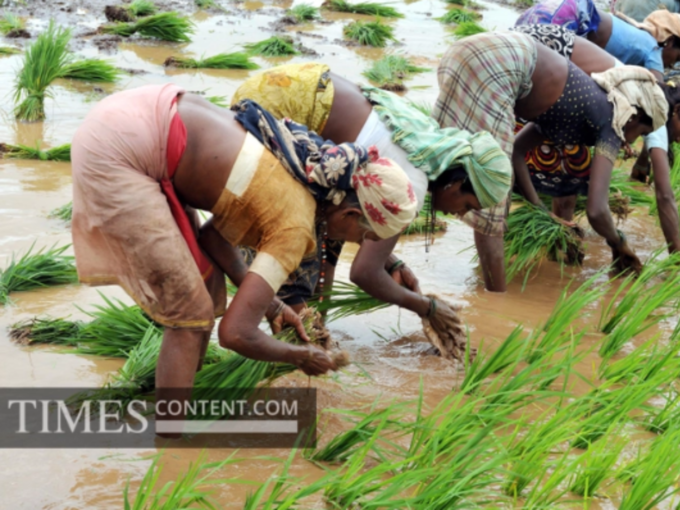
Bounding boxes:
92 34 122 52
105 5 134 22
7 29 31 38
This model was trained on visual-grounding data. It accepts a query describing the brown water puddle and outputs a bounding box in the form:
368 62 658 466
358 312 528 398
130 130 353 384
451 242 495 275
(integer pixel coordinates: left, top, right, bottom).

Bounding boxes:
0 1 678 508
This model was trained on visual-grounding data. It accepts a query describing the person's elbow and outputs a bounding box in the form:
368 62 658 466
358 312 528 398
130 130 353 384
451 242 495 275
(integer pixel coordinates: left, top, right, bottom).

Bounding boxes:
586 203 608 227
218 319 253 352
349 262 369 287
655 188 677 208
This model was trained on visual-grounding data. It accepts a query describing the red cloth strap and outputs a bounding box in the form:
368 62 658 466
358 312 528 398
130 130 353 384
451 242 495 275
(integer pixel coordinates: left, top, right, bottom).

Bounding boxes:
163 107 213 280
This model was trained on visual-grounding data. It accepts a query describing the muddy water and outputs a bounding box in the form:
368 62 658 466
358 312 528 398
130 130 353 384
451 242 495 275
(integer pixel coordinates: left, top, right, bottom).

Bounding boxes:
0 0 677 508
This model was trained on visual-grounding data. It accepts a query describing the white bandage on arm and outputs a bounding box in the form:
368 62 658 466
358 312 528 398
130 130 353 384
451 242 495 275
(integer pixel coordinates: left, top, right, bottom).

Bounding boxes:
249 252 289 292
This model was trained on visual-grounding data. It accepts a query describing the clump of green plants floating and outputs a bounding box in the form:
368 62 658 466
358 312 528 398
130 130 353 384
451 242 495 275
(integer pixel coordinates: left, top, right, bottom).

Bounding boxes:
453 20 486 38
49 202 73 222
437 7 480 24
286 4 320 22
324 0 403 18
0 245 77 305
0 142 71 162
244 36 300 56
14 22 120 121
344 19 396 47
101 12 194 42
164 52 259 69
362 54 429 91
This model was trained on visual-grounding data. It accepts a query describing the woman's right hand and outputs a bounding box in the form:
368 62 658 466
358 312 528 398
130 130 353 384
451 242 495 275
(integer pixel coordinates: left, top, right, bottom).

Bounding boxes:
295 345 336 376
612 240 642 275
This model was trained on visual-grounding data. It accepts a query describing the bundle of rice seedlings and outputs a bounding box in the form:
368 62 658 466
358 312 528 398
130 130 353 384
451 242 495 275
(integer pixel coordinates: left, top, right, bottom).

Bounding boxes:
362 55 429 92
0 46 20 55
0 245 77 305
101 12 194 43
445 0 481 7
206 95 228 107
164 52 258 69
344 20 396 47
123 452 236 509
0 13 27 37
312 280 390 321
504 200 584 287
436 7 480 24
49 202 73 222
599 336 680 383
58 59 120 82
324 0 403 18
0 142 71 162
9 317 82 346
453 20 486 38
609 171 654 206
127 0 158 17
13 22 72 122
568 430 625 497
286 4 320 22
244 36 299 56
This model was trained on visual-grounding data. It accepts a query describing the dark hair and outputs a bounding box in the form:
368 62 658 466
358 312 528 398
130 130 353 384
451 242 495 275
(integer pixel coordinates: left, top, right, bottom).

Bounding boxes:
660 35 680 49
427 166 476 195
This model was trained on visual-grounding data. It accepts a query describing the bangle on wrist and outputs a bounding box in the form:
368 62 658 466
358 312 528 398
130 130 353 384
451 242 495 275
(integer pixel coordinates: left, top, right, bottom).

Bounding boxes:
387 259 405 275
607 229 625 249
427 297 437 318
267 299 285 320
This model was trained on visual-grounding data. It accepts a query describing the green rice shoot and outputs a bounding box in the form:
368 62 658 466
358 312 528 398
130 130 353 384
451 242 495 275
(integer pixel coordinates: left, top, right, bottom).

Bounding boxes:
0 142 71 162
325 0 403 18
453 20 486 38
343 19 396 47
13 21 72 122
287 4 320 22
58 59 120 82
101 12 194 42
244 36 300 56
312 281 390 321
0 13 24 35
164 52 259 69
49 202 73 222
126 0 158 17
0 46 21 55
437 7 480 23
362 55 429 91
0 244 77 305
206 95 228 107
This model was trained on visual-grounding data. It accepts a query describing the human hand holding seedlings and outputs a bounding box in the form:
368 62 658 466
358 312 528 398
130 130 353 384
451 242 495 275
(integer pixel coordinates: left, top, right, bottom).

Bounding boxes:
267 299 311 342
294 344 337 376
609 231 642 275
421 294 476 362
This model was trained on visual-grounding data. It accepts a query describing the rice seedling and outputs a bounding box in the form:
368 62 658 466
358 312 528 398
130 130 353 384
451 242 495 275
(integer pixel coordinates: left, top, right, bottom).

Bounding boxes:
58 59 120 82
452 20 486 38
13 22 72 122
123 451 237 509
244 36 299 56
609 170 654 206
0 13 24 35
520 449 577 509
362 55 429 91
101 12 194 43
205 95 228 108
126 0 158 17
599 336 680 383
343 20 396 47
164 52 258 69
436 7 480 24
312 280 390 321
0 46 20 55
49 201 73 222
504 200 584 287
618 427 680 510
286 3 319 22
0 244 77 305
0 142 71 162
9 317 81 346
568 428 625 497
406 99 432 116
324 0 403 18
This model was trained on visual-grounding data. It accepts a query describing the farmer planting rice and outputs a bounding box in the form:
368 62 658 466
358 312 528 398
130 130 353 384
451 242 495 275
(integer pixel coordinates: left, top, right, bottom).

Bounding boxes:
513 24 680 254
434 31 669 289
70 83 416 426
232 62 512 319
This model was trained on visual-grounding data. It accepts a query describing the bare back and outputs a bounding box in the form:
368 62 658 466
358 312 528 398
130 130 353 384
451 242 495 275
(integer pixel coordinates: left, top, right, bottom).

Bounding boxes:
321 72 373 143
588 10 613 48
571 36 617 75
174 94 247 211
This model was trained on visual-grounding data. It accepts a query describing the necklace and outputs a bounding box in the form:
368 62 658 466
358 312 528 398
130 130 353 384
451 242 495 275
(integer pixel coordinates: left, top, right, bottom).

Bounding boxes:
318 217 328 303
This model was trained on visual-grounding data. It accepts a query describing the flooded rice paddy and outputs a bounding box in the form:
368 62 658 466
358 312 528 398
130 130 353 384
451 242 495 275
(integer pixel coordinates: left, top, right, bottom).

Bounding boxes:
0 0 678 508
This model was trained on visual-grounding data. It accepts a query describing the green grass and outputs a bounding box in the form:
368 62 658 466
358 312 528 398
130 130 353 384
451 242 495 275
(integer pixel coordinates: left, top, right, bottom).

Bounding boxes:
58 59 120 82
569 429 624 497
0 245 77 305
407 98 432 116
325 0 403 17
0 13 24 35
504 200 584 287
102 12 194 42
126 0 158 17
9 317 81 346
453 20 486 38
437 7 480 23
344 19 396 47
0 46 20 55
362 55 429 91
13 21 72 122
286 4 320 22
244 36 299 56
1 142 71 162
49 202 73 221
205 95 228 107
645 392 680 434
164 52 258 69
312 281 390 321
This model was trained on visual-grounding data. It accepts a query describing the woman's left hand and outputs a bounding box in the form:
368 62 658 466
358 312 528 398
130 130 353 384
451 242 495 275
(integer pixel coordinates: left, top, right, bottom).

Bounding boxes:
391 263 421 294
269 304 311 342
